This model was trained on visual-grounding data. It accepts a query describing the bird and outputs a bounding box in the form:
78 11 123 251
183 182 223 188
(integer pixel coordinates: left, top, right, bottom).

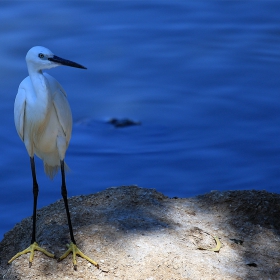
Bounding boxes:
8 46 98 270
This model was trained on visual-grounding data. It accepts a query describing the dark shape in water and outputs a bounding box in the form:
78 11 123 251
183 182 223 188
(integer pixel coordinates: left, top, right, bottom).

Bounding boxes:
108 118 141 128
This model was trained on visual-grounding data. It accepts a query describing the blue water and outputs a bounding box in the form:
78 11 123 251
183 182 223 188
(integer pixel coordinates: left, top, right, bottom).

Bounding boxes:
0 1 280 240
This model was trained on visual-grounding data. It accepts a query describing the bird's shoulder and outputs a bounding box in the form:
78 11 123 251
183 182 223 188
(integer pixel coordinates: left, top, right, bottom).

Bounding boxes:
14 81 28 141
44 73 67 98
18 76 32 92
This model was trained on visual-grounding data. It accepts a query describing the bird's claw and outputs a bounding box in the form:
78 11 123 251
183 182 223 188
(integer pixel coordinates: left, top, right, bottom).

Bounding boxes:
8 242 54 265
58 242 99 270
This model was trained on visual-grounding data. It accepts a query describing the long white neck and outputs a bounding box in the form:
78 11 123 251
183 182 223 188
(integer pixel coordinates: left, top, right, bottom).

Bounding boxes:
27 66 52 120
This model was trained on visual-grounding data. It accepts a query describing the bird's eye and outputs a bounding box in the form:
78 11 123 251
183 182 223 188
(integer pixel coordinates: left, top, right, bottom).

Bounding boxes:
38 53 44 59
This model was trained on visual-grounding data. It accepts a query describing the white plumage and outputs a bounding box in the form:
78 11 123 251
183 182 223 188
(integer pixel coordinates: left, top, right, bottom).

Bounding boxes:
14 46 79 178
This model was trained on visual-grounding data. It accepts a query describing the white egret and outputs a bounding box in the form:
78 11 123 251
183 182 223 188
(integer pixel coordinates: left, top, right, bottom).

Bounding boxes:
8 46 98 270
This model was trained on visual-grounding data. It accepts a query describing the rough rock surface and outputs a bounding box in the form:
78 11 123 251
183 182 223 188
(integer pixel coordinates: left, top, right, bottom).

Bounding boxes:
0 186 279 279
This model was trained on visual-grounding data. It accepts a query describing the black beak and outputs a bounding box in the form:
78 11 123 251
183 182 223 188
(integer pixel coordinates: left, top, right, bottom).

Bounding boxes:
48 55 87 69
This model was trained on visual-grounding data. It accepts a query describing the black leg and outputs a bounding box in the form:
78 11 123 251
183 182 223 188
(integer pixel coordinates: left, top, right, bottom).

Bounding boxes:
57 160 98 269
7 157 55 266
60 160 76 244
30 157 39 244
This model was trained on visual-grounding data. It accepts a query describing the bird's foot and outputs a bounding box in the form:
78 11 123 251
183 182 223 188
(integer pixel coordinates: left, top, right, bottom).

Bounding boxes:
57 242 99 270
8 242 54 267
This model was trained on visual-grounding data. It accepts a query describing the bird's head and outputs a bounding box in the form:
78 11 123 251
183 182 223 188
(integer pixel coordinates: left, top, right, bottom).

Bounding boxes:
26 46 86 71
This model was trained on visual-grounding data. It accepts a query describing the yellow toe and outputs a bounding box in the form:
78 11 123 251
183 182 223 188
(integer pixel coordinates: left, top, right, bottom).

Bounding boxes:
58 242 98 270
8 242 54 266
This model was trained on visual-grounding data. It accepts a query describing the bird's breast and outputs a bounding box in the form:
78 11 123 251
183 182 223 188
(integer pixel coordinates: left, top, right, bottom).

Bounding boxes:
26 104 63 154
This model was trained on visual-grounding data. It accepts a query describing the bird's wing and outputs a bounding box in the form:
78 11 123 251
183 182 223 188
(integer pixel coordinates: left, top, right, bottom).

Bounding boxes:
14 86 27 141
44 73 72 143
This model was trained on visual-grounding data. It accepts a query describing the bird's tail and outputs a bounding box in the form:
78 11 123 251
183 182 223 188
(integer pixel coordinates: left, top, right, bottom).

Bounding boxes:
44 161 70 179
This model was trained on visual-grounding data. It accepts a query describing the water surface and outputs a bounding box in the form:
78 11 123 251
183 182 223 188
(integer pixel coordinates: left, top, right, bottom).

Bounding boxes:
0 1 280 239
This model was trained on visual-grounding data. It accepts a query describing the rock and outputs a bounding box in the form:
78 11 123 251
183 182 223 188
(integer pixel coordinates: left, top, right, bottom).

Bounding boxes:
0 186 279 279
